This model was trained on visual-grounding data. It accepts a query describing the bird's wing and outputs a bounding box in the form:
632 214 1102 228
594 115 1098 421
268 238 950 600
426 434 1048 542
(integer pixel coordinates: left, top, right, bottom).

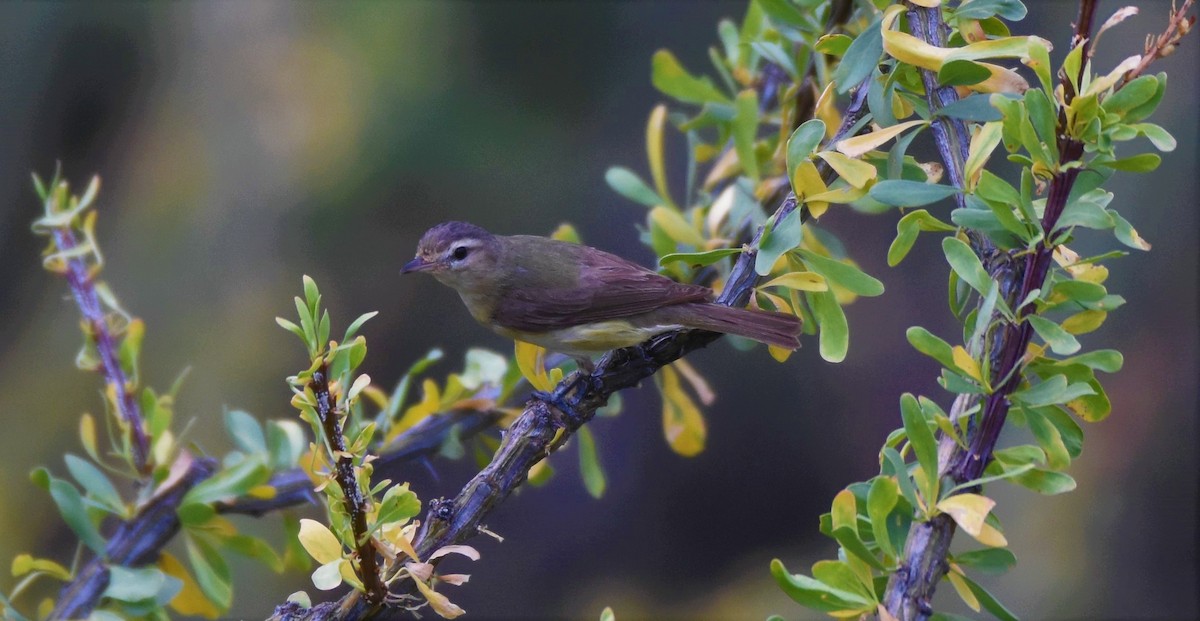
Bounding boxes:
491 239 712 332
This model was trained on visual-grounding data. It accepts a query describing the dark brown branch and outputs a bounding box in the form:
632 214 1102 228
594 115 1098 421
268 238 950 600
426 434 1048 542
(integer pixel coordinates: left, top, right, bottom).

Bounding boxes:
882 3 1100 619
310 365 387 607
48 453 215 620
47 226 151 475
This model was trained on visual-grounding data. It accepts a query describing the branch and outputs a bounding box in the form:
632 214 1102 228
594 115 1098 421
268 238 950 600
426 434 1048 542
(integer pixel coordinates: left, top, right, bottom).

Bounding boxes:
882 3 1100 619
38 185 151 475
1119 0 1196 87
310 364 387 605
48 453 215 620
268 73 874 621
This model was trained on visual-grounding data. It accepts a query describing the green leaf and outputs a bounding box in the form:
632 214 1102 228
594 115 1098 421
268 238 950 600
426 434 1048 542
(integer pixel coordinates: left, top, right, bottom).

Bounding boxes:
786 119 826 178
1061 349 1123 373
937 93 1004 122
808 289 848 363
651 49 730 104
906 327 957 371
1025 408 1070 470
342 311 378 343
867 477 900 558
267 420 307 471
187 535 232 610
888 210 955 266
104 566 174 603
942 237 991 297
870 180 960 207
732 90 761 181
881 447 920 511
1102 75 1157 116
797 250 884 296
47 475 106 555
756 0 807 27
954 0 1028 20
954 548 1017 575
1131 122 1176 152
954 571 1019 621
755 208 803 275
834 19 883 93
938 59 991 86
1026 316 1081 355
577 426 606 499
659 247 743 267
1036 406 1084 458
770 559 873 613
182 457 270 507
1099 153 1161 172
225 410 267 456
1011 375 1095 408
605 167 662 207
1013 468 1077 495
900 393 939 505
64 454 124 516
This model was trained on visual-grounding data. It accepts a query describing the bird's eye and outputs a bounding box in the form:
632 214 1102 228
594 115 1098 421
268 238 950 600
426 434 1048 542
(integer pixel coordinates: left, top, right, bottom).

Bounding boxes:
452 246 469 260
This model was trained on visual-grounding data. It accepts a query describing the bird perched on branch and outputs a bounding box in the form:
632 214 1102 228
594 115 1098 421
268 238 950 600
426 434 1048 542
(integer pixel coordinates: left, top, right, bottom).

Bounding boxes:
401 221 801 360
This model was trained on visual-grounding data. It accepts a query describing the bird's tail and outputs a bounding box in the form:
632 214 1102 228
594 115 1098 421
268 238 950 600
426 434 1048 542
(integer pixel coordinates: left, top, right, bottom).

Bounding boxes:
664 302 802 350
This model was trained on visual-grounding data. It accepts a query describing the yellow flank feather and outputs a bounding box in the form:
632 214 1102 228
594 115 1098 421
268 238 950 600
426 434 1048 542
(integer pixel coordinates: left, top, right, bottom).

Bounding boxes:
494 320 683 356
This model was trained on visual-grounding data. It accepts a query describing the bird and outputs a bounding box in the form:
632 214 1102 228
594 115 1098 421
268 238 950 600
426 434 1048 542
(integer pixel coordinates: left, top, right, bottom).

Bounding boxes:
400 221 801 361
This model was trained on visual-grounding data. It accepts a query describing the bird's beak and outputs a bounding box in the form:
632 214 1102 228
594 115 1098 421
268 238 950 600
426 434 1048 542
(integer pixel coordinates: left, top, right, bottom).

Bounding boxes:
401 257 435 274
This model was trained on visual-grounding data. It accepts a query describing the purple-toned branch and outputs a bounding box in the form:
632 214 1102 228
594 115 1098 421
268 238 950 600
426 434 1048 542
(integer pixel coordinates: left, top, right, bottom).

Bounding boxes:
48 224 151 475
882 3 1099 619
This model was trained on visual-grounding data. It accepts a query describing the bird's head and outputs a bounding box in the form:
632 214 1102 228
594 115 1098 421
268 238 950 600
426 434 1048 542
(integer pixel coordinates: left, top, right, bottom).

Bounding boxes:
401 221 502 291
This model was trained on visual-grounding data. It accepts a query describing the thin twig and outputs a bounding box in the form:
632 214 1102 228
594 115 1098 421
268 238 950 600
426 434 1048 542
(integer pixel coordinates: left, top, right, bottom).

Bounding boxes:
1119 0 1196 87
48 225 151 475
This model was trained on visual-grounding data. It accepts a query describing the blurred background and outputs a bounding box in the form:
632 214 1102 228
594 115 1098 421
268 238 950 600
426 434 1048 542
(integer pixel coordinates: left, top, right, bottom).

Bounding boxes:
0 2 1195 619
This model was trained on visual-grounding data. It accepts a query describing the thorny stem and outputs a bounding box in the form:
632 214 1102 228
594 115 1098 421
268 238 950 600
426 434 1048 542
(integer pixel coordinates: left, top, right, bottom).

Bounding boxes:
50 225 151 475
310 364 387 607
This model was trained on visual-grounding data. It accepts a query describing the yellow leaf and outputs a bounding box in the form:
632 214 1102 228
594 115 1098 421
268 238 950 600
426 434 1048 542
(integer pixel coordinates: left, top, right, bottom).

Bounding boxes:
946 564 981 612
963 121 1003 190
515 340 553 392
381 521 420 562
551 223 581 243
790 160 829 218
877 604 900 621
658 365 706 456
702 148 741 191
952 346 984 384
756 289 793 314
646 104 675 208
804 185 869 205
10 554 71 581
909 0 940 6
160 551 221 618
1062 310 1106 335
836 120 927 158
936 493 995 538
392 379 442 437
761 271 829 292
975 520 1009 548
339 558 363 590
297 518 344 565
672 359 716 406
650 205 706 247
768 345 793 363
411 570 466 619
815 151 878 188
79 413 98 459
814 81 841 133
